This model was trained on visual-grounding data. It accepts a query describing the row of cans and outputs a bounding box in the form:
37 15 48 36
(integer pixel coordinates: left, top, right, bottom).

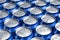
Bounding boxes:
0 0 60 40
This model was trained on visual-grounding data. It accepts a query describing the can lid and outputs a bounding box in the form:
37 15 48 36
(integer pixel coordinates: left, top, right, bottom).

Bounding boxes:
17 2 31 8
4 18 19 27
12 0 20 2
50 0 60 5
29 7 42 15
31 37 43 40
0 10 8 18
16 27 32 37
0 0 6 3
33 0 46 6
3 2 15 9
23 16 37 25
12 9 25 17
46 6 58 13
51 34 60 40
0 30 10 40
55 22 60 31
41 14 55 23
36 25 52 35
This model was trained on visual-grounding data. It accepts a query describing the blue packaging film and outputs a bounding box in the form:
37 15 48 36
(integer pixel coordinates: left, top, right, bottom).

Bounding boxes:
0 0 60 40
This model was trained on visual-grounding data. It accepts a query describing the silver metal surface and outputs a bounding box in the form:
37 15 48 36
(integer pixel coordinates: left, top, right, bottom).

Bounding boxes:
50 0 60 5
0 0 6 3
29 7 42 15
3 2 15 9
0 10 8 18
12 9 25 17
16 27 32 37
17 2 31 8
0 30 10 40
4 18 19 27
31 37 43 40
12 0 20 2
23 16 37 25
55 22 60 31
32 0 46 6
41 14 55 23
46 6 58 13
36 25 52 35
51 34 60 40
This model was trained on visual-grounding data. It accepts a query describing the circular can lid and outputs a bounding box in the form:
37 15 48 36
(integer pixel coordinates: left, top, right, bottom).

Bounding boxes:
29 7 42 15
17 2 31 8
16 27 32 37
33 0 46 6
4 18 19 27
3 2 16 9
51 34 60 40
41 14 55 23
0 0 6 3
55 22 60 31
36 25 52 35
12 0 20 2
50 0 60 5
23 16 37 25
31 37 43 40
12 9 25 17
0 10 8 18
46 6 58 13
0 30 10 40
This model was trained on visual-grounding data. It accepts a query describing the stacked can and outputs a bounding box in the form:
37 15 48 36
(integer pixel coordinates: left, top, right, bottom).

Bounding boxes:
0 0 60 40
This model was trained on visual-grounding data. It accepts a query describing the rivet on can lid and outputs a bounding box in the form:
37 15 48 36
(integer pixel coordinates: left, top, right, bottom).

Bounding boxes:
29 7 42 15
12 9 25 17
3 2 16 9
16 27 32 37
0 30 10 40
41 14 55 23
36 25 52 35
0 10 8 18
51 34 60 40
4 18 19 27
46 6 58 13
23 16 37 25
55 22 60 31
17 2 31 8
